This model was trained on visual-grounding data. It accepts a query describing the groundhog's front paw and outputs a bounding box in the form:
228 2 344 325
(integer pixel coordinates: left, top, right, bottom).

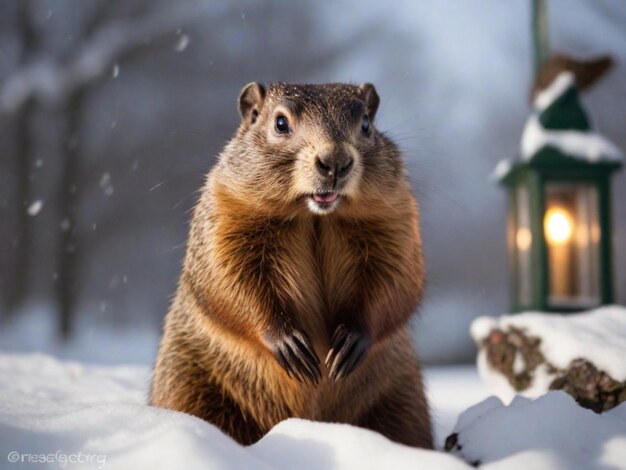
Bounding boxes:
266 329 321 385
326 324 372 381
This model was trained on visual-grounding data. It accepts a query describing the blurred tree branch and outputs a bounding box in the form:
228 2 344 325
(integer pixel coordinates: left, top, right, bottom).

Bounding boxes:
6 0 40 315
2 0 252 337
0 1 244 114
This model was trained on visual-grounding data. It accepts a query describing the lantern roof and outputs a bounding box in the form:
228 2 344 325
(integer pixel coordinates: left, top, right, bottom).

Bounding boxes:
493 70 623 184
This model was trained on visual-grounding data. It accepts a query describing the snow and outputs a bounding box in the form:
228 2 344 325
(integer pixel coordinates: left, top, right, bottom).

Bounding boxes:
490 158 513 181
471 305 626 402
493 71 623 181
424 365 491 444
0 353 471 470
174 34 190 52
1 306 624 468
0 2 240 113
473 305 626 380
0 307 159 365
476 352 556 405
0 307 488 444
469 315 497 341
26 200 43 216
59 218 71 231
511 351 525 375
449 391 626 469
1 353 624 469
534 71 575 112
520 113 623 163
251 420 469 470
99 172 115 196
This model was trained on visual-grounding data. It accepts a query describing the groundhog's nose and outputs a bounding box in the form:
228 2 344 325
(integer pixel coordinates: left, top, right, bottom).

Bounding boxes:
315 152 354 182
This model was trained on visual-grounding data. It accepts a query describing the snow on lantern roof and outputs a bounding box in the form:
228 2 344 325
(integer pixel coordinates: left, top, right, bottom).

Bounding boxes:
520 115 622 163
535 71 576 112
492 71 623 182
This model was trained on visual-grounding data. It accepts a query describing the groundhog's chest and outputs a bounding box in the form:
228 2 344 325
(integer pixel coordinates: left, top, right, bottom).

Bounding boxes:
261 217 369 337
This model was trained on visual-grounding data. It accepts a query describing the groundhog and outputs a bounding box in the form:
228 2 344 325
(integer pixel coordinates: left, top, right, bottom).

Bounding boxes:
150 82 433 448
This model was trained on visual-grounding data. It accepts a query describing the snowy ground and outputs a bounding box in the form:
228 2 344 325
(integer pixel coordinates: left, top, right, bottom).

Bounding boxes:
448 392 626 469
2 306 626 469
0 306 160 365
471 305 626 403
424 365 491 443
1 352 625 469
0 307 489 443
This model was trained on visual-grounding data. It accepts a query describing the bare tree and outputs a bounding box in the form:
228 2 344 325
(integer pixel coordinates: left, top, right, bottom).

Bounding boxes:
1 0 251 336
4 1 39 315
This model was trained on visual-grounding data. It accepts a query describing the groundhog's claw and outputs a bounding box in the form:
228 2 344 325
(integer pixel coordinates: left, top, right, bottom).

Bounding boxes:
326 324 371 381
269 330 321 385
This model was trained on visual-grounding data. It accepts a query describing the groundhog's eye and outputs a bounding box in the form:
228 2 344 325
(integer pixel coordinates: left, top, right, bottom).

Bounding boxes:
275 115 290 134
361 115 370 134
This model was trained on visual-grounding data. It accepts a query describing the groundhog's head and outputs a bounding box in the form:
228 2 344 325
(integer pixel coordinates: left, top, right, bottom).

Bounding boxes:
223 82 403 216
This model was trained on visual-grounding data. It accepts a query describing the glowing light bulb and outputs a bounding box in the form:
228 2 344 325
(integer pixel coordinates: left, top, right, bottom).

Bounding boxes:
544 207 573 245
516 227 532 251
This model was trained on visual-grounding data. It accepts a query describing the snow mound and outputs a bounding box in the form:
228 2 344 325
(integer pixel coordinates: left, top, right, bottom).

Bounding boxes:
0 353 471 469
423 365 491 445
2 353 624 469
447 391 626 469
472 305 626 383
252 419 469 470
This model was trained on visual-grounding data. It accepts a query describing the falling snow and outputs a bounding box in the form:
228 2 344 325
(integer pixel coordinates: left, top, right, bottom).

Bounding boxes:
27 200 43 216
99 173 115 196
175 34 190 52
59 218 71 232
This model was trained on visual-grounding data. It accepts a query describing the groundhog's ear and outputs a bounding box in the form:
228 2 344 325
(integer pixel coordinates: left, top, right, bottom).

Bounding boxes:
238 82 266 124
360 83 380 121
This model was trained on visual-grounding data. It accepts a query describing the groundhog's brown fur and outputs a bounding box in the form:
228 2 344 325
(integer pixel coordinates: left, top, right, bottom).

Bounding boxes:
150 82 433 448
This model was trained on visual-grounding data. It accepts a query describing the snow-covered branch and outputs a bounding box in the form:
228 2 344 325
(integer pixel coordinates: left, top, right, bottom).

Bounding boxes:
0 1 240 113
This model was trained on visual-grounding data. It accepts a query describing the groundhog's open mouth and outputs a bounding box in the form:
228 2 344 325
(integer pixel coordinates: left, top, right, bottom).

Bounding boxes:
308 192 341 214
313 192 338 204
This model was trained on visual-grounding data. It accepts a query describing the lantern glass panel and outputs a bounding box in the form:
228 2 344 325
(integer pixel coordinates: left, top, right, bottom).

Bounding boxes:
544 182 600 308
515 185 532 306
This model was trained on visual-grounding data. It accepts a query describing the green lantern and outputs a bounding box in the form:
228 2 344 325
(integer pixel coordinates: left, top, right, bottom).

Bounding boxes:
494 69 623 312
